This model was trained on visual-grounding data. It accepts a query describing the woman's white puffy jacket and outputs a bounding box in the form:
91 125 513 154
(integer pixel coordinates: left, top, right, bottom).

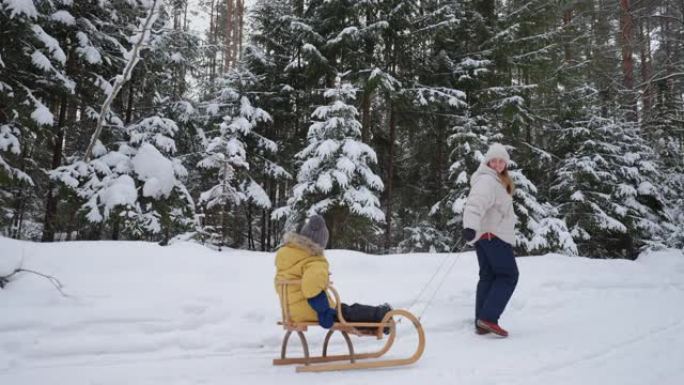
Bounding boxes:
462 163 517 246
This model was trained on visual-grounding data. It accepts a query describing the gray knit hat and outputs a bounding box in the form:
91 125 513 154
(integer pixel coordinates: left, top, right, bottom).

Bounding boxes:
299 214 329 249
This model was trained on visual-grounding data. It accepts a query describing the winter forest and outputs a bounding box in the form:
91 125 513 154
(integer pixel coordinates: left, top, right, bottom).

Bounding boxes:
1 0 683 259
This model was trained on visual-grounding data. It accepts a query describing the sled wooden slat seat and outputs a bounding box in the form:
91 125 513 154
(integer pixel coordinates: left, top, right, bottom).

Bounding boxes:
274 279 426 372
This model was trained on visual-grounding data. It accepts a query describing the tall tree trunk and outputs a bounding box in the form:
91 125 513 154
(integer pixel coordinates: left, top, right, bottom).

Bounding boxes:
361 90 371 143
593 0 613 118
125 81 135 125
175 2 189 95
294 0 303 17
236 0 244 64
475 0 495 26
10 141 30 239
221 162 229 248
361 5 375 144
326 210 335 249
661 1 676 101
563 8 573 63
675 1 684 114
209 0 217 85
173 0 180 30
619 0 638 122
64 102 80 240
246 202 253 249
15 196 25 238
42 95 68 242
324 206 345 249
384 104 396 252
111 211 120 240
65 203 78 241
638 16 654 119
261 208 267 251
220 202 227 248
435 115 445 196
224 0 234 72
183 0 189 30
268 178 276 249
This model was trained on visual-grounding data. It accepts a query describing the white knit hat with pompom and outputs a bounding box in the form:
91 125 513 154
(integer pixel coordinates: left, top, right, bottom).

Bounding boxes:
484 143 510 164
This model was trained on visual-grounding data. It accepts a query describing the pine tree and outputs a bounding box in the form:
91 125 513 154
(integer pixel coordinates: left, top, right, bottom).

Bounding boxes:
274 78 384 247
508 151 577 255
0 0 75 238
551 109 668 258
197 69 287 248
428 111 489 252
242 0 328 247
644 82 684 249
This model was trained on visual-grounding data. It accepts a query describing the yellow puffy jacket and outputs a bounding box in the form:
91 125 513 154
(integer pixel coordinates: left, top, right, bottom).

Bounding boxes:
274 232 334 322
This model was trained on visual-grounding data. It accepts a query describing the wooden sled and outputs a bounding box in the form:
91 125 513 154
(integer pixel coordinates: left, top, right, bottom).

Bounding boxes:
273 279 426 372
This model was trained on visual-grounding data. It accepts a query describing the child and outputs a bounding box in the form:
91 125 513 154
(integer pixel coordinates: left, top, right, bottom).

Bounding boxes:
274 214 391 333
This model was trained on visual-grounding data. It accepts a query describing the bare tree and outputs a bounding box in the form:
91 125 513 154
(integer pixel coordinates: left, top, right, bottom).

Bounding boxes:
83 0 162 161
620 0 638 122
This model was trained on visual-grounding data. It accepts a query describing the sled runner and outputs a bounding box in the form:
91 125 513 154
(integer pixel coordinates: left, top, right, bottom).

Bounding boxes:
273 279 426 372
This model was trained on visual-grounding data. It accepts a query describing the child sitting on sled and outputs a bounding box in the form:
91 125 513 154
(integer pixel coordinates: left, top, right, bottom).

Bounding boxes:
274 214 391 333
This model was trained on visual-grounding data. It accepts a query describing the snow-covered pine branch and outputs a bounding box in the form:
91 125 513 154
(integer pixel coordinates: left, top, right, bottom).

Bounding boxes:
0 123 32 185
50 114 195 241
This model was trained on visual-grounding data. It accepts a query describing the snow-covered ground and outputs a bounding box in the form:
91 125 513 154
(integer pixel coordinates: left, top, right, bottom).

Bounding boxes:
1 237 683 385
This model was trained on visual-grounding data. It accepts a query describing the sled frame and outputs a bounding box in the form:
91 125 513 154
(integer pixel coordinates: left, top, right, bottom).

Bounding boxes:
273 279 426 372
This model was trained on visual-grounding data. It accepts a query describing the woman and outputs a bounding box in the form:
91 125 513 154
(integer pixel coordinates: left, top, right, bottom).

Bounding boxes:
462 143 519 337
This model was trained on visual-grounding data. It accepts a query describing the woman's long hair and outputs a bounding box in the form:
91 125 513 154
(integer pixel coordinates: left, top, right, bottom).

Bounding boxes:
499 169 515 195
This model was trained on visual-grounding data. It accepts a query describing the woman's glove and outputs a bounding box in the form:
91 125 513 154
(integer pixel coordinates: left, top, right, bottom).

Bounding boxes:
462 228 476 242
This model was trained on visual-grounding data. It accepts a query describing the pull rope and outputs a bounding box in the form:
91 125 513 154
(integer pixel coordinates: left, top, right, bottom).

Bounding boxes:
404 247 457 312
416 245 464 320
398 238 470 323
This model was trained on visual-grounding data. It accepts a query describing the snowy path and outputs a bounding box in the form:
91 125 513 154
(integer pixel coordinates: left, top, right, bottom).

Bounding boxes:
1 238 683 385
